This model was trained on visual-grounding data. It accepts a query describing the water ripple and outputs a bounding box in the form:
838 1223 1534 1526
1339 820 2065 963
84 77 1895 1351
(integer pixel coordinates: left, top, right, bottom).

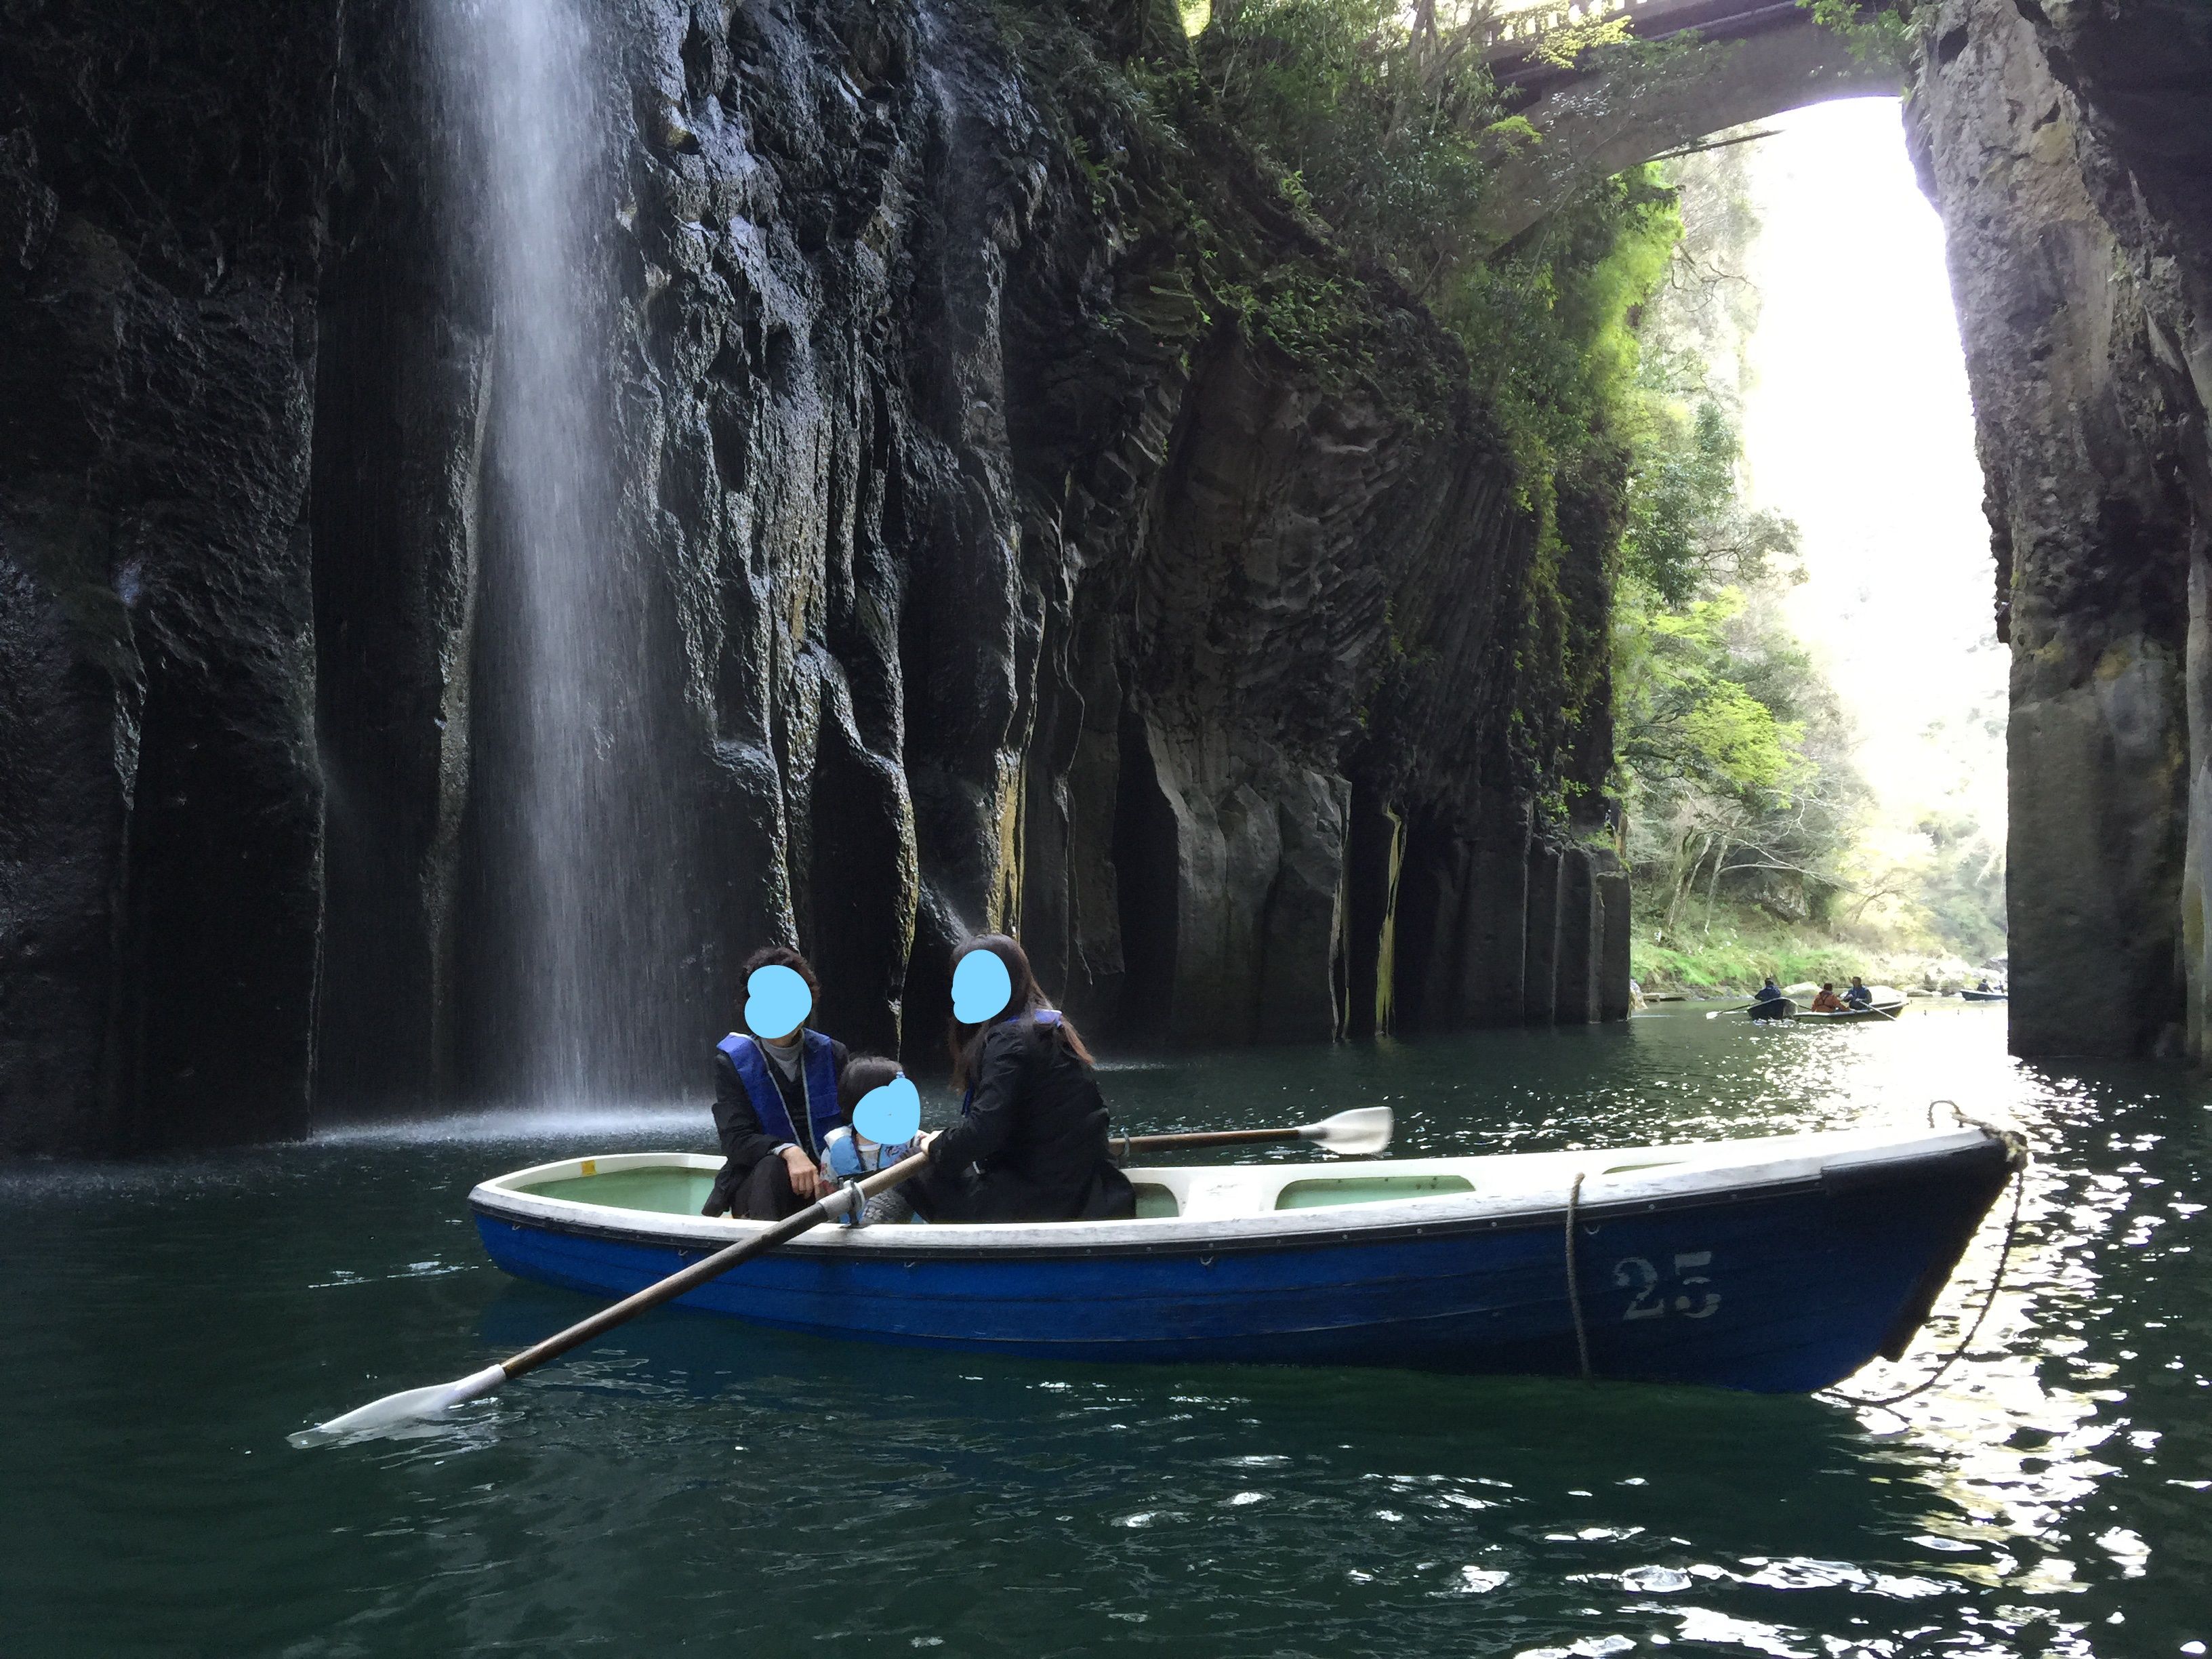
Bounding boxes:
4 1009 2210 1656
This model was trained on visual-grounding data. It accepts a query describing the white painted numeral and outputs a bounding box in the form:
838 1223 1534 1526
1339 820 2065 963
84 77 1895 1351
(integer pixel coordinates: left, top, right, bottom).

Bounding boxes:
1614 1256 1664 1319
1610 1251 1720 1321
1672 1251 1720 1319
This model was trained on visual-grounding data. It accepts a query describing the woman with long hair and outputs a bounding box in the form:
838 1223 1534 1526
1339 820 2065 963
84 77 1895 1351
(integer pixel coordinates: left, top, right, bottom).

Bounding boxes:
907 935 1134 1224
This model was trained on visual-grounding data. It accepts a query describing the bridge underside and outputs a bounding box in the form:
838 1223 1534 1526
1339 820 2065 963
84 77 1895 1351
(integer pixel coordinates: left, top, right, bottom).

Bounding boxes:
1479 22 1904 246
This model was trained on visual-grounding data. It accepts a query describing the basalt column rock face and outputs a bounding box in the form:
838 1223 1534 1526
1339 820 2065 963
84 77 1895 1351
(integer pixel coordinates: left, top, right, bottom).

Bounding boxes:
310 2 491 1116
1 0 1630 1155
0 2 343 1153
1910 0 2212 1058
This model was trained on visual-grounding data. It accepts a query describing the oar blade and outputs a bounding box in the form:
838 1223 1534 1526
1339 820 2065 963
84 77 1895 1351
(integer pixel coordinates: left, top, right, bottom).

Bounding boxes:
1302 1106 1393 1156
290 1364 506 1448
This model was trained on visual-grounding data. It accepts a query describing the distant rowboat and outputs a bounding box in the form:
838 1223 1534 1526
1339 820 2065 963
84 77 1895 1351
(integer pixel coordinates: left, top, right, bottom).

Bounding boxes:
1793 985 1907 1023
470 1122 2020 1394
1959 989 2007 1003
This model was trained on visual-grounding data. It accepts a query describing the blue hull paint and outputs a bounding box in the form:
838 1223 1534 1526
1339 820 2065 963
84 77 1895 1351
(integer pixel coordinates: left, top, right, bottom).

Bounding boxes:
473 1144 2011 1393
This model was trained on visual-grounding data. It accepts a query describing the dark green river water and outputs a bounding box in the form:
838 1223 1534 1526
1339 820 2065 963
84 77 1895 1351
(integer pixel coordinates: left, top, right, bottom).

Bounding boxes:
6 1005 2208 1657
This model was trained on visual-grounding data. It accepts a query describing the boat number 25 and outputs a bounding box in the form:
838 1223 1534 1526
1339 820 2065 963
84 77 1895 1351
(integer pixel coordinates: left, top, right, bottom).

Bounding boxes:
1613 1252 1720 1321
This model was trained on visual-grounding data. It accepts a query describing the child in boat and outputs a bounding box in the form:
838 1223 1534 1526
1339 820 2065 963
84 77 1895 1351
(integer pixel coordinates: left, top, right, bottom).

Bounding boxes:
1810 983 1844 1012
907 935 1135 1225
702 945 851 1221
820 1054 921 1224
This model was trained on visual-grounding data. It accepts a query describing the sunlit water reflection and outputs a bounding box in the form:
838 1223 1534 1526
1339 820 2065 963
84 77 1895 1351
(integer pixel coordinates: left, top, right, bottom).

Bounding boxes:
4 1006 2206 1656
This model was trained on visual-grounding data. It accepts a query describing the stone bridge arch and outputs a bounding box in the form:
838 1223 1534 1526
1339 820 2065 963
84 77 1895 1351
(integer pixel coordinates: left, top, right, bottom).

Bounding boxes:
1477 3 1903 245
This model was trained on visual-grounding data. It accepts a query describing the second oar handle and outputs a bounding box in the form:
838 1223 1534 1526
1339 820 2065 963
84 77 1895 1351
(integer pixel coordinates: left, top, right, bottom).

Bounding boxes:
497 1147 934 1382
1113 1126 1303 1160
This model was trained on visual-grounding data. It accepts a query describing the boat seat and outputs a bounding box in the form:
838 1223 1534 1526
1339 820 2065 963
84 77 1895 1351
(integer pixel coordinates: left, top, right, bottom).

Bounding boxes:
518 1166 716 1216
1131 1183 1179 1219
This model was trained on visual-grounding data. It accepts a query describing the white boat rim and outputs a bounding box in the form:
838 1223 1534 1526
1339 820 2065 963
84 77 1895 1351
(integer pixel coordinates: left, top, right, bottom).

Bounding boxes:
469 1122 2007 1258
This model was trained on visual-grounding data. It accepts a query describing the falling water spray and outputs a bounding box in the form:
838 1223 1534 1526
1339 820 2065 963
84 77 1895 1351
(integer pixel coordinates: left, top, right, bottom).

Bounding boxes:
442 0 690 1105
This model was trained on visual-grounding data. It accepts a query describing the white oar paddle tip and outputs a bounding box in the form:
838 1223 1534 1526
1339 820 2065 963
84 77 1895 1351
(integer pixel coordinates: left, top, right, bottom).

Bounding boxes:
290 1363 508 1448
1300 1106 1393 1157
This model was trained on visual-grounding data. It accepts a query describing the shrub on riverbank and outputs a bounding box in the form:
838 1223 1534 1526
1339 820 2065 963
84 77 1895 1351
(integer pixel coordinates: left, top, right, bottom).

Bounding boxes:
1632 892 1996 996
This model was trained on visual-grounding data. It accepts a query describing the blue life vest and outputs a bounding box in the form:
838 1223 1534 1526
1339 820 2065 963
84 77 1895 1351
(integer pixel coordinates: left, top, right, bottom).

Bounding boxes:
960 1008 1062 1118
718 1030 842 1155
823 1126 915 1178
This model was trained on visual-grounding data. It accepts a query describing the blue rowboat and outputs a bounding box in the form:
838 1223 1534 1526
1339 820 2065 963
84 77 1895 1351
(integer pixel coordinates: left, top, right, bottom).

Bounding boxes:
469 1123 2020 1394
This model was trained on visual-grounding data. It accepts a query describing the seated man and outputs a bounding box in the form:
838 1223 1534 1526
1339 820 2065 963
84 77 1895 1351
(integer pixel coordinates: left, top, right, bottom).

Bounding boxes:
1810 982 1844 1012
1753 977 1784 1004
1843 977 1874 1009
703 946 850 1220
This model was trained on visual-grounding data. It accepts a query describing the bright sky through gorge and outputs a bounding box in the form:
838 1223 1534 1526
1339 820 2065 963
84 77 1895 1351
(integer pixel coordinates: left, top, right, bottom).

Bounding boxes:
1739 98 2007 860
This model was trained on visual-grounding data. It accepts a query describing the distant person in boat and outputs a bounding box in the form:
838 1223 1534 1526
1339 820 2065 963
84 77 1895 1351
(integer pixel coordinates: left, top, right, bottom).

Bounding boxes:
907 935 1136 1225
1753 977 1784 1005
1810 983 1845 1013
1975 979 1994 993
1843 977 1873 1010
702 945 851 1221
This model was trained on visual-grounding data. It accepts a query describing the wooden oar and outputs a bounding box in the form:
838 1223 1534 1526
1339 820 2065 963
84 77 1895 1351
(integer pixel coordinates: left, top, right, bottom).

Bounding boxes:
1112 1105 1392 1160
293 1147 933 1446
297 1107 1393 1443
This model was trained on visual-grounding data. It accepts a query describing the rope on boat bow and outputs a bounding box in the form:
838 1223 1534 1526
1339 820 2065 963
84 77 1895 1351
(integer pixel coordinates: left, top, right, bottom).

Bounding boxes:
1562 1103 2030 1405
1564 1171 1593 1382
1824 1101 2032 1411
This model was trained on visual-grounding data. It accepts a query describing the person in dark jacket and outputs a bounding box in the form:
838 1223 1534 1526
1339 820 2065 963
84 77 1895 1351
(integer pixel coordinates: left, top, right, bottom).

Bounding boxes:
908 935 1134 1225
702 945 850 1220
1843 977 1873 1010
1745 977 1794 1022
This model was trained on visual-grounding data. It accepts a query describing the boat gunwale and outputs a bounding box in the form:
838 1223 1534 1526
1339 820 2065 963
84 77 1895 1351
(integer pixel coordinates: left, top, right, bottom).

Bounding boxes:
467 1128 2011 1263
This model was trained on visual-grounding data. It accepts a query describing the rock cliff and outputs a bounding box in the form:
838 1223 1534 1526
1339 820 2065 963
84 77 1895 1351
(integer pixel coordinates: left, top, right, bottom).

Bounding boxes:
1909 0 2212 1057
0 0 340 1151
1 0 1628 1154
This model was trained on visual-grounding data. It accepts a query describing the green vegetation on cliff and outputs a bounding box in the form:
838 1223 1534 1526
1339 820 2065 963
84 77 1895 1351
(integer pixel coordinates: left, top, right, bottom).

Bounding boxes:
1193 0 1681 471
1612 140 2005 991
1189 0 1685 807
1005 0 1996 995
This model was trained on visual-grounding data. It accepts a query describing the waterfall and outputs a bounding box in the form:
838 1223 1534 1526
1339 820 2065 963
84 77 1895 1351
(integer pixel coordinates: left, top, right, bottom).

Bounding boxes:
443 0 689 1105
